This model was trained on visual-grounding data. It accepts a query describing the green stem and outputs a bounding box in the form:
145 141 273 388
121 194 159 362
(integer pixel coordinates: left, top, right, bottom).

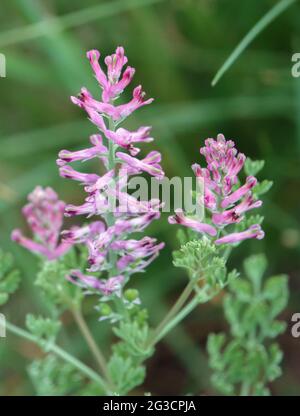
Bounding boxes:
150 279 195 345
71 308 111 384
150 295 200 347
106 116 118 275
5 321 111 394
240 381 251 396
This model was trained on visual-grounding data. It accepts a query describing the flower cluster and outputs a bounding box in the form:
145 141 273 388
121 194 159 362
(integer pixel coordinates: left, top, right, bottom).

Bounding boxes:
57 47 164 295
11 186 71 260
169 134 264 245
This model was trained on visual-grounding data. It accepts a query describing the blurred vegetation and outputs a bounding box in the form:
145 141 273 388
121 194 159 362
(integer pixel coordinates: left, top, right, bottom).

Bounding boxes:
0 0 299 395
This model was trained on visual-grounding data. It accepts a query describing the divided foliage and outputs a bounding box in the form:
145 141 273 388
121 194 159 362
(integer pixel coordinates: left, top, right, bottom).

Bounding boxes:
207 254 288 396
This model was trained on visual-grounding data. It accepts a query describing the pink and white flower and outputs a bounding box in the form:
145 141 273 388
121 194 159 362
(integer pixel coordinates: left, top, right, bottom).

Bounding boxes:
170 134 265 246
11 187 71 260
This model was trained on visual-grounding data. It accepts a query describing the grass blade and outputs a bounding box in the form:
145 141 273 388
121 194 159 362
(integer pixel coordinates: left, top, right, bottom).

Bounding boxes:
0 0 169 48
211 0 297 86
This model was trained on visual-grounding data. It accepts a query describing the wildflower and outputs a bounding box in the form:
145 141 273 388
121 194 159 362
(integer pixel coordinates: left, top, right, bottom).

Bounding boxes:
215 224 265 245
57 135 108 166
116 151 164 179
59 46 164 295
67 270 124 295
168 209 217 236
11 186 71 260
169 134 264 246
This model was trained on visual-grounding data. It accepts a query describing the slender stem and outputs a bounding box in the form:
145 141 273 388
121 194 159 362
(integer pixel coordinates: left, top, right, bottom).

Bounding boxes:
107 116 118 274
150 279 195 344
5 321 111 394
71 308 111 383
240 381 251 396
150 295 200 347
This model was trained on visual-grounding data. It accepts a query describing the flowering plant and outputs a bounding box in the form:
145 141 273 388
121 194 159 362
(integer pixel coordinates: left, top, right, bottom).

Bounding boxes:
1 47 287 396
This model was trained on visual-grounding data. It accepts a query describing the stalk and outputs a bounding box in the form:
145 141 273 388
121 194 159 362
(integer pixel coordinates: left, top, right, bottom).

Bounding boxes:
149 295 200 347
71 307 111 384
150 279 195 345
6 321 111 394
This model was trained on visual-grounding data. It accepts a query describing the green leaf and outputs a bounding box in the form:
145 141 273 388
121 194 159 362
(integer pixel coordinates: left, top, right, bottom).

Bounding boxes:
253 180 273 196
108 354 145 395
0 250 20 306
266 343 283 381
235 215 264 233
244 158 265 176
207 333 226 372
208 253 288 395
244 254 267 287
252 382 270 396
229 279 253 302
242 301 269 333
173 237 226 283
35 248 83 310
113 321 152 358
263 274 289 317
28 354 83 396
176 229 189 246
26 314 61 349
265 320 286 338
223 295 244 338
211 373 234 395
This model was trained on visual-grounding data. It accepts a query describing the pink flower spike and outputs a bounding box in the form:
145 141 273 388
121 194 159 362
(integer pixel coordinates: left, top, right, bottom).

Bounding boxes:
59 165 100 185
100 275 124 296
107 66 135 101
57 136 108 166
212 210 242 226
168 209 217 237
58 46 164 286
234 193 262 216
11 229 55 260
227 153 246 177
11 187 72 260
117 151 164 179
84 170 115 194
66 269 101 290
61 221 105 243
64 201 95 217
67 270 123 295
86 50 109 96
221 176 257 209
114 211 160 235
215 224 265 245
105 46 128 83
105 126 153 155
115 85 154 120
71 88 118 120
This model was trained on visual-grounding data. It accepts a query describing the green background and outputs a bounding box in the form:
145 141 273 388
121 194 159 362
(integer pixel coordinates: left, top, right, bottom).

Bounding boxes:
0 0 299 395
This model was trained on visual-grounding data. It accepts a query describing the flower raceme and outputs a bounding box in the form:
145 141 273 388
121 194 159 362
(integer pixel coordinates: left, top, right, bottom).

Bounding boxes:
11 187 71 260
169 134 265 245
56 46 164 295
10 49 264 297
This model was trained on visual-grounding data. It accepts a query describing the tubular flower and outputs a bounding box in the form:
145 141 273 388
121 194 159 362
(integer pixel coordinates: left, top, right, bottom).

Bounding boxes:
11 186 71 260
67 270 124 296
59 46 164 296
169 134 264 246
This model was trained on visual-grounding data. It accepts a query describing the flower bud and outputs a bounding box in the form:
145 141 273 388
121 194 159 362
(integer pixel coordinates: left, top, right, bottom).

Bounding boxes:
98 304 112 316
124 288 139 302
